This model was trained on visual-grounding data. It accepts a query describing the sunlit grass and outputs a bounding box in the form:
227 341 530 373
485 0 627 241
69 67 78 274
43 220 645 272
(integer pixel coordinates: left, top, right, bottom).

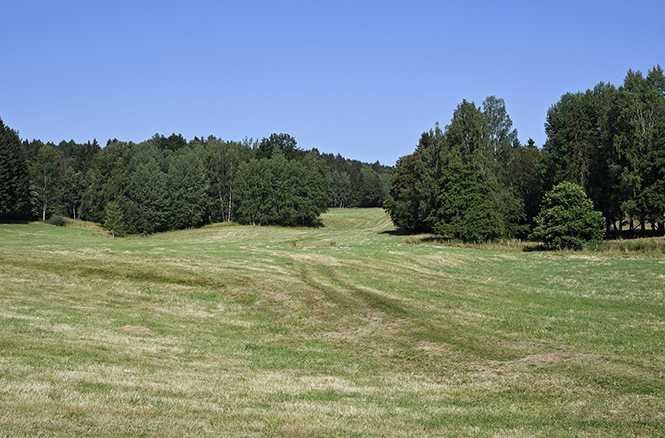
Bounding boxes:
1 209 664 436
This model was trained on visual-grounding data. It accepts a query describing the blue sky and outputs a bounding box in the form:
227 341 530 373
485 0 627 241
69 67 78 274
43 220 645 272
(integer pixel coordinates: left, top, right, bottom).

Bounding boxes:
2 1 664 165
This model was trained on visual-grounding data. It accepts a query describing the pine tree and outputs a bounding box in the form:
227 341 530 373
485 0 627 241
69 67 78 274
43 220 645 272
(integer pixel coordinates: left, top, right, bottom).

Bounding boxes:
0 118 31 220
168 151 209 229
427 155 504 242
103 201 124 237
131 145 169 234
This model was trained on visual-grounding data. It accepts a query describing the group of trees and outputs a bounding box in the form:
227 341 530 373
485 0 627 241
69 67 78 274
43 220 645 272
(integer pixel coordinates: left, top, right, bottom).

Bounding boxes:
385 65 665 244
0 118 31 220
540 66 665 235
4 66 663 245
384 96 527 242
0 128 391 234
320 153 391 209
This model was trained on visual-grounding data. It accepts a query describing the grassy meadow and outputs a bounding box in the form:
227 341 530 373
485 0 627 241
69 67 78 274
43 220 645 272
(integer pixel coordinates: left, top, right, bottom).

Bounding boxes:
1 208 664 437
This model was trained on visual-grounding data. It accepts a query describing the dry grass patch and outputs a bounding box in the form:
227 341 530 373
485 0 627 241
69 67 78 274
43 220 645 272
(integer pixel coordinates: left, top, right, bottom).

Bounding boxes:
518 352 602 367
118 325 156 336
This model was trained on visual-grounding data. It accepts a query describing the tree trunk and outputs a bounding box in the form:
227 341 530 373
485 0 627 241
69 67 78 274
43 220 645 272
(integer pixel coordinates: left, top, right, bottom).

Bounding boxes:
228 186 232 222
218 191 224 222
42 202 47 221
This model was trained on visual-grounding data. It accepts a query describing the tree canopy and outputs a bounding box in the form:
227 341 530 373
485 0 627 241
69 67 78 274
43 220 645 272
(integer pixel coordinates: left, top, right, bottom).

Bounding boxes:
530 182 605 249
384 96 523 240
0 118 30 221
2 65 663 241
1 125 390 235
385 65 665 242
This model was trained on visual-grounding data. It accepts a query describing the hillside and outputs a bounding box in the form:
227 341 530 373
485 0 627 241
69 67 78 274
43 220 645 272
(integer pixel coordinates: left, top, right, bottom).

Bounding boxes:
1 209 664 437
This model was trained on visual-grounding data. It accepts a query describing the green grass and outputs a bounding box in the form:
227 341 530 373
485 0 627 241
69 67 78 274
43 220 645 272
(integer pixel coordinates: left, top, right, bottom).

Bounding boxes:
1 208 664 437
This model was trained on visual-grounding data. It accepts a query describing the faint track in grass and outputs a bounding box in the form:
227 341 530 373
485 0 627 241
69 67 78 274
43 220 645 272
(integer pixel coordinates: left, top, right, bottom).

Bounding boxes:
289 253 410 321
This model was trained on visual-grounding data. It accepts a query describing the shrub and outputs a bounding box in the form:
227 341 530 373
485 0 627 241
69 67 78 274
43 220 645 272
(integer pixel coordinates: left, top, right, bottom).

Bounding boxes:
530 182 604 250
46 215 67 227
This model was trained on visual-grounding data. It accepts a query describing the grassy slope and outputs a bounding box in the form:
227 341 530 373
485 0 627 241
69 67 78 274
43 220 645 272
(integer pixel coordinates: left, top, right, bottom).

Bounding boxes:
0 209 664 437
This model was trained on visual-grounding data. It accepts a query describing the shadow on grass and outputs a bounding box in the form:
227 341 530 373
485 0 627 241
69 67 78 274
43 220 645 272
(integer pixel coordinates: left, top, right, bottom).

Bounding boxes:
0 219 31 225
522 243 555 252
379 229 411 236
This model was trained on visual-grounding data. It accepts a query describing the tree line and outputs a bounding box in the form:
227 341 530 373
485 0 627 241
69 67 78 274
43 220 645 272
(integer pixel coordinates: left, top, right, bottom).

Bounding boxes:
0 128 392 234
385 65 665 240
3 65 663 240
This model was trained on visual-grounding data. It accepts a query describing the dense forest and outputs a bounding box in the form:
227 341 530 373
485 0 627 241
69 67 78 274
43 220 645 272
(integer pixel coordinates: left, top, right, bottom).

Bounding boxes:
1 65 664 240
0 128 391 234
385 65 665 240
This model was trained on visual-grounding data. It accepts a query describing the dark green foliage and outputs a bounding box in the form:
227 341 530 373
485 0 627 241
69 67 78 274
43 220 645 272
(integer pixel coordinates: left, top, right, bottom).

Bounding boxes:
384 153 430 232
506 139 543 227
541 67 665 235
234 152 328 226
360 166 385 207
540 84 621 232
103 201 124 237
130 144 169 234
46 215 66 226
9 64 661 239
428 156 504 242
151 133 188 153
167 151 209 229
256 133 301 160
615 67 665 233
1 122 404 233
445 100 489 160
0 118 31 221
386 97 522 238
328 169 351 208
530 182 605 250
62 167 86 219
197 137 253 223
321 153 392 208
384 125 445 232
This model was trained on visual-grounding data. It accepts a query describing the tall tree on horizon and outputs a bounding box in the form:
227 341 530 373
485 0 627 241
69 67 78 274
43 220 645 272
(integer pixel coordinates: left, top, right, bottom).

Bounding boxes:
0 118 31 220
615 66 665 232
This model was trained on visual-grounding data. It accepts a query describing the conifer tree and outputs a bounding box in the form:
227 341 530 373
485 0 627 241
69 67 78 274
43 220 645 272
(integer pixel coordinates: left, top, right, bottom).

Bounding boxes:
0 118 31 220
167 151 209 229
530 181 604 249
427 154 504 242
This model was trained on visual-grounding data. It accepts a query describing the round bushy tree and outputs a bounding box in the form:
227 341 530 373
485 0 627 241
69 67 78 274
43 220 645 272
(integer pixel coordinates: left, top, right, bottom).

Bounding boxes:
530 181 604 249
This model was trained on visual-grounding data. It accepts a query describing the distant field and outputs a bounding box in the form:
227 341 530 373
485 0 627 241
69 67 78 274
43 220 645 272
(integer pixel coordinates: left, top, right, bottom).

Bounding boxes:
1 209 664 437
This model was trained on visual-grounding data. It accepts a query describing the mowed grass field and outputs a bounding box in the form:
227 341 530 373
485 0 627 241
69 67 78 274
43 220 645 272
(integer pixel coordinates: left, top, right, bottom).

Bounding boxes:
1 209 664 437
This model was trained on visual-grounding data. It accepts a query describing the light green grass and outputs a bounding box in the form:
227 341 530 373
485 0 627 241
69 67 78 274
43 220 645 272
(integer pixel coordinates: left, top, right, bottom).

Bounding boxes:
1 209 664 437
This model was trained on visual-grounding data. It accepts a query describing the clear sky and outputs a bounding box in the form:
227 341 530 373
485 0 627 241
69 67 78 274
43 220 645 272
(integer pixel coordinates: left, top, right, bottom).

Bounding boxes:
2 0 663 165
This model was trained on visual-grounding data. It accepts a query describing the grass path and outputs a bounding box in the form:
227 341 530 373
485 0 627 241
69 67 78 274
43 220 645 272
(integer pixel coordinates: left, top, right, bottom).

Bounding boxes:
1 209 664 436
